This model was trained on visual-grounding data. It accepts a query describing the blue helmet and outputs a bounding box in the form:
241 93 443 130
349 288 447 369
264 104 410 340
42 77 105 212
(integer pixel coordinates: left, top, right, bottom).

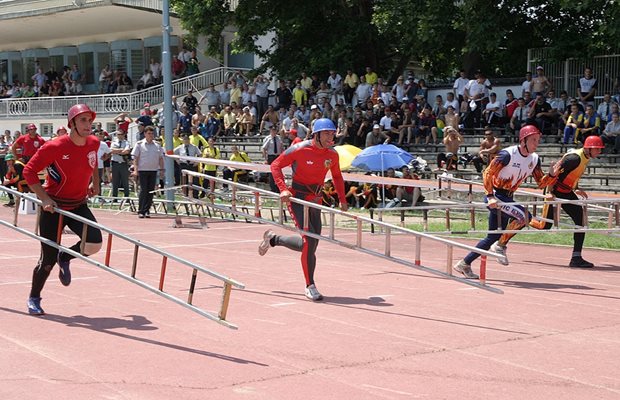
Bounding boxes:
313 118 336 133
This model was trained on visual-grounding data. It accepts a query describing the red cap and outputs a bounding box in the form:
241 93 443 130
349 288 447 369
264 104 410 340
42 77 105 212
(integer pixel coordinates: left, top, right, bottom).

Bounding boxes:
144 102 150 107
290 129 298 136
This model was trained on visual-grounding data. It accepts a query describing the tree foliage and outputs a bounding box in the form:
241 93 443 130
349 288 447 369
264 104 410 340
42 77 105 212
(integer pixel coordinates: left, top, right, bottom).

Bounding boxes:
171 0 620 82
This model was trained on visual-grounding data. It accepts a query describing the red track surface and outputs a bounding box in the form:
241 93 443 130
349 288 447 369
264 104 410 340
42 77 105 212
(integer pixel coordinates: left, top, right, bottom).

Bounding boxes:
1 206 619 399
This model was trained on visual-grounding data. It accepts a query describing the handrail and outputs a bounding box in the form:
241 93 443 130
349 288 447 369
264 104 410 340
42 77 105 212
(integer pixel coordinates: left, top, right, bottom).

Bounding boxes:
0 67 249 118
0 185 245 329
176 166 506 293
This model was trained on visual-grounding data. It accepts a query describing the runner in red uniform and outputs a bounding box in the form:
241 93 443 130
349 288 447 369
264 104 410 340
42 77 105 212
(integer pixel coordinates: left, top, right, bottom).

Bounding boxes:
10 123 45 163
258 118 348 301
23 104 103 315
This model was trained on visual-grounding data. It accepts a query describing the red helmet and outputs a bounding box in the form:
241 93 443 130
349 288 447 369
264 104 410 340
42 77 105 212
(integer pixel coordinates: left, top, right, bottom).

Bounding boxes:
67 104 96 128
27 123 37 131
583 135 605 149
519 125 541 142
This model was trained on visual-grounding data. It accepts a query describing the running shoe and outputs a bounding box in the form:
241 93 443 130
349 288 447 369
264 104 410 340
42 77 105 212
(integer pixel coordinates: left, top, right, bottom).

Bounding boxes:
490 242 509 265
27 297 45 315
569 257 594 268
258 229 276 256
453 259 479 279
304 284 324 301
57 253 72 286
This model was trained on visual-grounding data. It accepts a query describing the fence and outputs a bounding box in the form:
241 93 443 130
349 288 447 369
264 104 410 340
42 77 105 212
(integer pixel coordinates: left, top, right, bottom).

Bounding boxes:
527 48 620 102
0 67 246 118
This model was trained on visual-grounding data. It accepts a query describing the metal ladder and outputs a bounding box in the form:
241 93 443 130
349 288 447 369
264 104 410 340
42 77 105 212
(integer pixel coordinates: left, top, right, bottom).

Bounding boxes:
0 185 245 329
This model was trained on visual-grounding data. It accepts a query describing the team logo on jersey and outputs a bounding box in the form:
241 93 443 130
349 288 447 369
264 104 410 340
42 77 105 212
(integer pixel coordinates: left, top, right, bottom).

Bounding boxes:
528 161 534 169
62 154 70 160
324 159 332 169
87 151 97 169
34 141 41 148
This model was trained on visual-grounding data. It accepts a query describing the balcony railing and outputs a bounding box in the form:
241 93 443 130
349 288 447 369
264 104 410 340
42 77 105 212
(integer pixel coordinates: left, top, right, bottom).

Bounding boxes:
0 67 246 118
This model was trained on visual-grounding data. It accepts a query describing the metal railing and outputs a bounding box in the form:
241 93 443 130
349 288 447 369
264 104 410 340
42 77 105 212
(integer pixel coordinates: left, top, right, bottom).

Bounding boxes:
167 154 507 292
0 67 245 118
0 185 245 329
527 48 620 105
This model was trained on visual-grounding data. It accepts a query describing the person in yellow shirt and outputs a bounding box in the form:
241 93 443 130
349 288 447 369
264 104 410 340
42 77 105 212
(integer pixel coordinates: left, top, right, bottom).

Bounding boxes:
200 137 220 196
189 126 208 150
292 81 308 106
222 145 252 190
172 128 183 149
229 81 242 107
343 69 359 106
222 106 238 136
365 66 378 85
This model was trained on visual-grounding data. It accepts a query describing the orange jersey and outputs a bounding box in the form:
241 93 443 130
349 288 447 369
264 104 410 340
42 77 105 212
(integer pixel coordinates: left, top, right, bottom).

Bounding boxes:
553 148 589 193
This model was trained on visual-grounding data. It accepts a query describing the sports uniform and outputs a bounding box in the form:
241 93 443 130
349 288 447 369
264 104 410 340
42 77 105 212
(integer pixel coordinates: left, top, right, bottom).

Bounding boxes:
454 125 557 279
11 129 45 163
498 136 604 267
23 104 103 315
258 119 346 300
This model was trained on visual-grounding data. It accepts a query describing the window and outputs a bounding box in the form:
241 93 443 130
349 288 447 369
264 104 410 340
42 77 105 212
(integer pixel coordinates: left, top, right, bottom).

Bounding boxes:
79 53 94 85
40 123 53 137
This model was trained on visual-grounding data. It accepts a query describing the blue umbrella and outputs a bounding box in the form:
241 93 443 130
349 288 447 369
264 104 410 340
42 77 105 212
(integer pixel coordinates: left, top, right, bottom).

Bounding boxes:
351 144 414 172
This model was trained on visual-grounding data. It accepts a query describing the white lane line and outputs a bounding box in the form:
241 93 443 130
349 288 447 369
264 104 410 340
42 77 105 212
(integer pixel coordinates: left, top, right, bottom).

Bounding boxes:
253 318 286 325
270 302 297 307
362 384 414 396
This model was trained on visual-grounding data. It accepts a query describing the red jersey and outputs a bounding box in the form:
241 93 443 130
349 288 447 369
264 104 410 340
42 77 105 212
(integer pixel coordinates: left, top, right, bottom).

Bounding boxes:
13 134 45 159
291 137 303 146
271 141 346 203
24 134 99 208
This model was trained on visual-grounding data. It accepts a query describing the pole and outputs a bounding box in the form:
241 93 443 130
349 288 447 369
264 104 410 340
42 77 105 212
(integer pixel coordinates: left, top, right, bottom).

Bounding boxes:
162 0 175 205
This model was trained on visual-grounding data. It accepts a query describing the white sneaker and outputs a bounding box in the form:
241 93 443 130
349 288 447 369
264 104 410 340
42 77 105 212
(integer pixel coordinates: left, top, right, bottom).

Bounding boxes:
490 242 509 265
304 284 323 301
258 230 276 256
453 259 479 279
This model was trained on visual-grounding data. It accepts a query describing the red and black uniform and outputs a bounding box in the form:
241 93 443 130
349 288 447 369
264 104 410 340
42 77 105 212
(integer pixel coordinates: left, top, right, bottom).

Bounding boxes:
270 141 346 286
23 134 103 298
13 134 45 163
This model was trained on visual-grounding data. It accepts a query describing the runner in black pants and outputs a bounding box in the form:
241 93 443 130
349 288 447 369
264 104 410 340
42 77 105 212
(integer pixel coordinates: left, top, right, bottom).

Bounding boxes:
23 104 103 315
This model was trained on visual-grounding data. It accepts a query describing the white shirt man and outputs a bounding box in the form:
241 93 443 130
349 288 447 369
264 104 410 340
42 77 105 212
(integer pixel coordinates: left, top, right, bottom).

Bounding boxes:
327 71 343 93
356 76 372 105
453 71 469 99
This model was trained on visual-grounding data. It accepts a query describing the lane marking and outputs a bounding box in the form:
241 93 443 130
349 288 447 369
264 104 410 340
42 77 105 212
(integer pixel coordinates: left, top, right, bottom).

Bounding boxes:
362 384 414 396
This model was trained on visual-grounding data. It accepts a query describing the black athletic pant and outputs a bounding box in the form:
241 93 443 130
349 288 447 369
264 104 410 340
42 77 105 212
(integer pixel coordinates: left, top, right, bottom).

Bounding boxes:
30 203 102 298
539 189 586 254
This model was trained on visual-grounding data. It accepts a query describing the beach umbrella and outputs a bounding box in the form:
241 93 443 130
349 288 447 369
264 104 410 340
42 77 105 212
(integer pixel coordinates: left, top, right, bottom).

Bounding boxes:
351 144 414 172
334 144 362 170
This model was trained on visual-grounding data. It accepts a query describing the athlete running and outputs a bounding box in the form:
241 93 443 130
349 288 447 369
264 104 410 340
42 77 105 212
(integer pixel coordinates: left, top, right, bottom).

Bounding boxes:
453 124 560 279
495 135 605 268
23 104 103 315
258 118 347 301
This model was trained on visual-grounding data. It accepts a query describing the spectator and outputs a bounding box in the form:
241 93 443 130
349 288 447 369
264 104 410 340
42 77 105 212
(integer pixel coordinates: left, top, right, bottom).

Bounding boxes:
2 153 26 207
136 69 155 90
343 69 359 106
292 81 308 106
173 134 201 197
365 67 378 85
186 50 200 75
437 126 463 170
509 98 529 137
254 75 271 118
222 145 252 189
275 80 293 110
68 64 84 94
395 165 422 206
471 129 502 173
98 64 112 94
149 58 161 84
453 69 469 102
132 126 165 218
327 70 343 104
530 66 551 95
601 112 620 153
529 93 555 134
597 92 614 126
417 107 438 144
109 130 131 198
262 126 284 192
356 75 372 106
521 72 532 97
366 123 389 147
579 104 601 142
563 103 584 144
200 137 220 195
578 67 597 108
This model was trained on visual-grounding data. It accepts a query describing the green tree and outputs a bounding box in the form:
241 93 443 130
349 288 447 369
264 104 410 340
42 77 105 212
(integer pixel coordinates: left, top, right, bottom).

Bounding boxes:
171 0 620 82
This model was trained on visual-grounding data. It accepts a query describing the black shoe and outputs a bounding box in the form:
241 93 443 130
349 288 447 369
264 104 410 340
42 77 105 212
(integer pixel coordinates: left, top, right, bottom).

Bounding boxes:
569 257 594 268
3 201 15 207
